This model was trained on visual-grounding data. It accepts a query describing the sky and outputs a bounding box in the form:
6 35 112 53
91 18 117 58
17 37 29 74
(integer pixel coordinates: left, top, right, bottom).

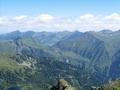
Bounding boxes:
0 0 120 33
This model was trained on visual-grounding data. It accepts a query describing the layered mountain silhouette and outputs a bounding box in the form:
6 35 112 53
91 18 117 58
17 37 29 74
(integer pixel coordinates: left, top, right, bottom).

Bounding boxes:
0 30 120 90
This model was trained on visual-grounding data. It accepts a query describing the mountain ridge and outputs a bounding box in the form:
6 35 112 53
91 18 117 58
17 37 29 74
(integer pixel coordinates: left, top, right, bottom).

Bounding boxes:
0 30 120 90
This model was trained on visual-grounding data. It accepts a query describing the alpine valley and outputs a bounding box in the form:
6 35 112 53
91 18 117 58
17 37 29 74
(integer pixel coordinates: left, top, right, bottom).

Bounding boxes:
0 30 120 90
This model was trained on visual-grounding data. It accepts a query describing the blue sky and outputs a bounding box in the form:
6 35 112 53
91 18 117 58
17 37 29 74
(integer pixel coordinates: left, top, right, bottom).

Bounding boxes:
0 0 120 33
0 0 120 17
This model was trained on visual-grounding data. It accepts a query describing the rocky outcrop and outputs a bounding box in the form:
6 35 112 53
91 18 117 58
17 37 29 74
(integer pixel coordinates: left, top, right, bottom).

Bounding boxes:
91 86 104 90
50 79 76 90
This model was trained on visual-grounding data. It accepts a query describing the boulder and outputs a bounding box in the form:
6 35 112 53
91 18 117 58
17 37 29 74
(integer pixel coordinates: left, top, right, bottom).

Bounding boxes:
50 79 76 90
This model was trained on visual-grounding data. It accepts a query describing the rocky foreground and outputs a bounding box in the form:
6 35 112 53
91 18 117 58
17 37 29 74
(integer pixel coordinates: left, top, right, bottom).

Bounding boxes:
50 79 76 90
50 79 120 90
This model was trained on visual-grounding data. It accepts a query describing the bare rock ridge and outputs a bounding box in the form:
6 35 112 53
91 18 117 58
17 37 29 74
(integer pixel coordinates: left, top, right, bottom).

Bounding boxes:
50 79 76 90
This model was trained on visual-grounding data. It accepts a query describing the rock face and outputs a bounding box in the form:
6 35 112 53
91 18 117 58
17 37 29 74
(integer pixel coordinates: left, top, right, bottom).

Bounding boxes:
50 79 76 90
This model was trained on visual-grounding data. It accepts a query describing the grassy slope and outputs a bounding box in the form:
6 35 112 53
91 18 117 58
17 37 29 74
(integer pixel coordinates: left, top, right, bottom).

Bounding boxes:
0 40 25 70
103 79 120 90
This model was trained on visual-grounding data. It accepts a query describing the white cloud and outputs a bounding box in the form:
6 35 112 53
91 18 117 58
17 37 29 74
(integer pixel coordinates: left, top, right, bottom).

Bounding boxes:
80 14 95 20
105 13 120 20
0 17 9 25
14 15 27 20
0 13 120 32
36 14 54 23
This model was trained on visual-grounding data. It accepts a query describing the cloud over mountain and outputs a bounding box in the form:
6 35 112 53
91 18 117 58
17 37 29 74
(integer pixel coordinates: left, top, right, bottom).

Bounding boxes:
0 13 120 33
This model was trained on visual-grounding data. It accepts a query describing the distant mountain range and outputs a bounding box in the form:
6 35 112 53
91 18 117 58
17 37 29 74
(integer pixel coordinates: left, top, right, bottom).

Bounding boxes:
0 30 120 90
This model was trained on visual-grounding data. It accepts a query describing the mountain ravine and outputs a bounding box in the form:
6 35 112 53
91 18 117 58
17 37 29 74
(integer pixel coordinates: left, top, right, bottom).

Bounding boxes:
0 30 120 90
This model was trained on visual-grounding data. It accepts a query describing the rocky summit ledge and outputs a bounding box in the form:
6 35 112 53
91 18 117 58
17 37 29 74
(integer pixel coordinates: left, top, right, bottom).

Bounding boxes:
50 79 76 90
